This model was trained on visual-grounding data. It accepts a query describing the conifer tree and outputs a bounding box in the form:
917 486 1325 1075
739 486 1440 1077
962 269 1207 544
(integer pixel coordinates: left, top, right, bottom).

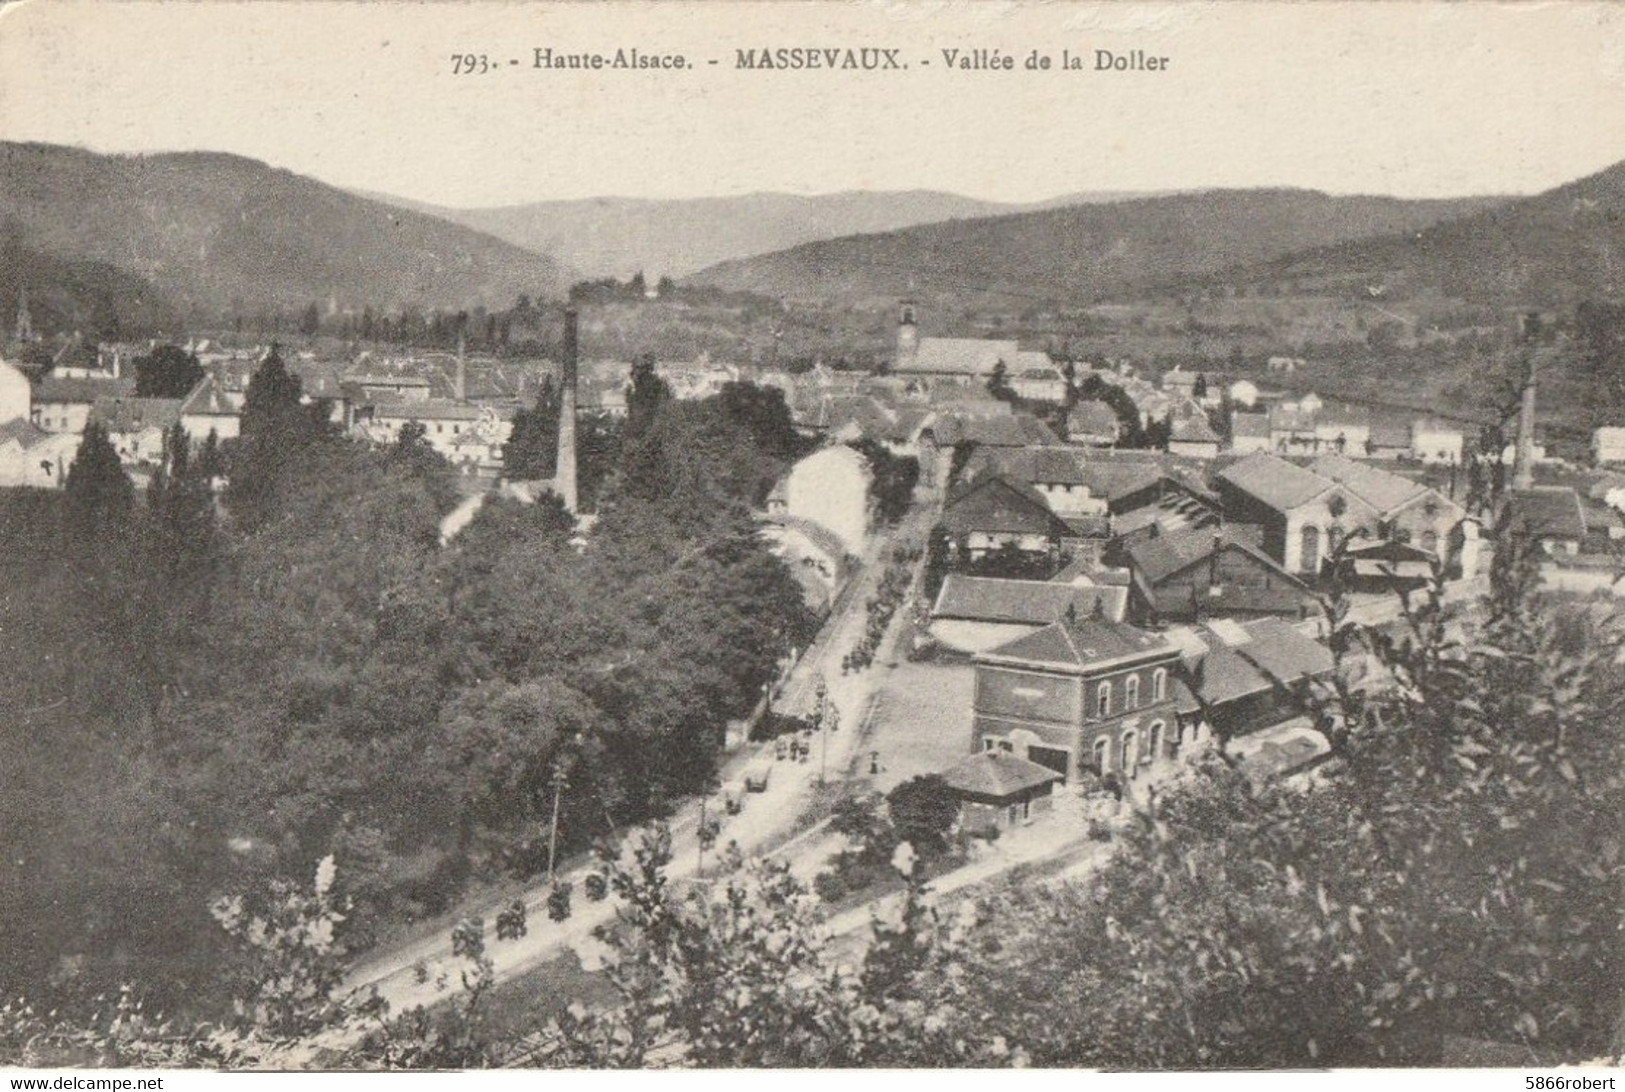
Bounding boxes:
228 344 325 530
64 421 133 537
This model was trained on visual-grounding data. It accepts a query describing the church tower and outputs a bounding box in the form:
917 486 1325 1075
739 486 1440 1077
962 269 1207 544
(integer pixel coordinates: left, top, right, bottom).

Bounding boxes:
896 299 919 368
15 286 35 344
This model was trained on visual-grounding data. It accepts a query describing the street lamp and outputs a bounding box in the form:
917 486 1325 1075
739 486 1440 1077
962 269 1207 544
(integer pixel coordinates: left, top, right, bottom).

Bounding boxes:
812 675 830 785
820 704 839 786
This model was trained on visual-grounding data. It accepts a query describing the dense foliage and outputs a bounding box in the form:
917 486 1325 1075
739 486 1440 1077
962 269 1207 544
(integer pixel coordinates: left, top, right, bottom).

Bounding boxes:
0 352 814 1016
849 439 919 526
132 344 204 399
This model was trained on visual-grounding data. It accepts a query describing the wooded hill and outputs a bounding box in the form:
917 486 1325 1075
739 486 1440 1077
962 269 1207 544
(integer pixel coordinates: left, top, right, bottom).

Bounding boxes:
686 189 1506 307
0 142 565 327
1179 157 1625 307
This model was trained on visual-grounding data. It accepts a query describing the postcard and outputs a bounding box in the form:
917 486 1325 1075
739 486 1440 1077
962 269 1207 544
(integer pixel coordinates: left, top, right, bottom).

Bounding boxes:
0 0 1622 1080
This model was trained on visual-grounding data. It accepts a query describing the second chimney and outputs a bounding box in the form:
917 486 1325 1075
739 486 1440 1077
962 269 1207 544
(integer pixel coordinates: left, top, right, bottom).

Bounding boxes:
455 328 467 403
556 308 580 513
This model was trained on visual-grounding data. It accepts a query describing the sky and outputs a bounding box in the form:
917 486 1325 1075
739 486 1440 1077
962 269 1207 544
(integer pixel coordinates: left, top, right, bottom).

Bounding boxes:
1 0 1624 208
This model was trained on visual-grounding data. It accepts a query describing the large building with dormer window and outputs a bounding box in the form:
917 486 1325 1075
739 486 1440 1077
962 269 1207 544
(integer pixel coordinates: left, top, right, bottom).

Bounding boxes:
970 613 1186 784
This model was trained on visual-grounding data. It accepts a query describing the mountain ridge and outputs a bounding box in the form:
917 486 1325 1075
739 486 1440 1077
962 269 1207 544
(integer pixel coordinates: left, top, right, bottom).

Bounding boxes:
1174 158 1625 306
684 187 1512 307
358 188 1176 281
0 142 566 323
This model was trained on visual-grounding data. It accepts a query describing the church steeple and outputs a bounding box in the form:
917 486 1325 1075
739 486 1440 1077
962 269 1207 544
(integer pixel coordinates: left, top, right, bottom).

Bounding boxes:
14 286 35 344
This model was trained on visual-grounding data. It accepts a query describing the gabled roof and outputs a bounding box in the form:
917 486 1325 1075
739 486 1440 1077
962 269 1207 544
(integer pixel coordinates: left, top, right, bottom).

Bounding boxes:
0 418 52 449
930 412 1058 448
1125 524 1300 587
373 399 512 422
899 337 1020 376
1068 401 1120 438
1505 487 1587 541
90 396 182 433
1169 414 1221 445
1308 453 1432 515
970 446 1167 504
287 361 347 400
37 375 135 405
939 751 1062 800
1181 616 1334 707
1009 350 1058 374
1214 452 1333 511
1231 410 1271 439
981 614 1174 671
933 574 1127 626
179 376 244 417
344 372 433 388
940 474 1070 537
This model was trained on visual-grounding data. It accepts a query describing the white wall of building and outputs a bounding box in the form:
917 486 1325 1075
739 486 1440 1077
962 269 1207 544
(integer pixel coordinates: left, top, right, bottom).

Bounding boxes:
0 359 29 424
783 445 871 557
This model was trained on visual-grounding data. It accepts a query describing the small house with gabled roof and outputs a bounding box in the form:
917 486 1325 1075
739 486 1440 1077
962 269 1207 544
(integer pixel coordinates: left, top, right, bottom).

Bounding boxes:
179 375 244 442
938 474 1071 561
938 751 1063 833
1120 523 1312 626
1167 413 1222 460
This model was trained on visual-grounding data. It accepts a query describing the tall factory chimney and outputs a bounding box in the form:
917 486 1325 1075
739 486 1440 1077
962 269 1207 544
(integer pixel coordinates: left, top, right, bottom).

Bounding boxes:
1512 312 1541 492
557 307 579 513
455 327 467 402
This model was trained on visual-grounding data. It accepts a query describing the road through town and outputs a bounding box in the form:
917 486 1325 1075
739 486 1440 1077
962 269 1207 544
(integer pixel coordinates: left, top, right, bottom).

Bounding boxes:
331 484 941 1027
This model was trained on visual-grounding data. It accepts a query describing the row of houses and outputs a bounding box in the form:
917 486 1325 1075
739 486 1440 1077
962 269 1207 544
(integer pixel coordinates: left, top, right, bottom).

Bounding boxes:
928 441 1478 637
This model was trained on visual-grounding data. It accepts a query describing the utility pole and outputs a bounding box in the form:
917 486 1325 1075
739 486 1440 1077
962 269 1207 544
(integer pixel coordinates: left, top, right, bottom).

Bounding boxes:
545 764 567 882
696 794 707 878
813 675 829 786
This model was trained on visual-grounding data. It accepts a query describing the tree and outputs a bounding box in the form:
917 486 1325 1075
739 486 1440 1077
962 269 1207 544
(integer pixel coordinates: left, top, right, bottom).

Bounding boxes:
716 381 801 461
133 344 204 399
64 421 133 536
228 344 328 530
885 775 958 859
625 353 670 442
987 361 1016 403
1192 372 1208 399
300 302 321 337
148 422 217 580
210 855 351 1038
502 376 561 480
542 825 997 1068
850 439 919 525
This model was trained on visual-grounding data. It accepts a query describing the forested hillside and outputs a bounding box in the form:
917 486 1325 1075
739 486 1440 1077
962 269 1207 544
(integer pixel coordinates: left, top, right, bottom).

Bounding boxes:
689 189 1503 306
0 142 564 323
